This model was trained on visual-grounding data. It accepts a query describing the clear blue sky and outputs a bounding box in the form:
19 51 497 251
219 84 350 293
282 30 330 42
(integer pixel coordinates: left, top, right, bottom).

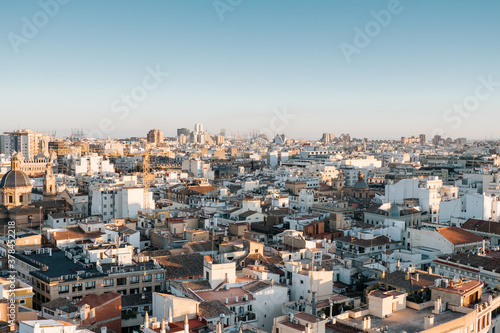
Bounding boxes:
1 0 499 139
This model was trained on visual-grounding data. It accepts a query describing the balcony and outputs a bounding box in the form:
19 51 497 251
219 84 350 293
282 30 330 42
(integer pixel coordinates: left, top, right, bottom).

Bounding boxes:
237 312 256 323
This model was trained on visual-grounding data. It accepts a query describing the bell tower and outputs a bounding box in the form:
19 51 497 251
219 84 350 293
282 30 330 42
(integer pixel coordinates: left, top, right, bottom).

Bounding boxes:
43 162 56 200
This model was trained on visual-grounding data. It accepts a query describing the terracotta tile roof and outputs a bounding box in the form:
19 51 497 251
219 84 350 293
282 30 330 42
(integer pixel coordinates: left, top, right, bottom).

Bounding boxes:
436 253 500 273
462 219 500 236
241 280 273 293
195 287 253 305
8 205 42 214
156 253 204 279
198 300 233 319
187 241 214 253
238 253 284 275
294 312 323 323
381 270 441 291
42 298 78 313
436 226 484 245
431 279 483 295
335 235 395 247
75 292 121 308
188 185 218 195
51 227 104 241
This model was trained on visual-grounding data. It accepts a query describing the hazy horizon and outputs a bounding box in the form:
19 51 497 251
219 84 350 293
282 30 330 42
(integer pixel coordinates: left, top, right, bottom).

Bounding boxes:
2 0 499 140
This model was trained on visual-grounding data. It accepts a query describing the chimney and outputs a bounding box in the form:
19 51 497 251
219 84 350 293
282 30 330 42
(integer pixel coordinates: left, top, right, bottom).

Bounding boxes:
101 327 107 333
160 318 166 333
424 315 434 329
184 314 189 333
433 297 442 314
305 324 313 333
427 266 432 275
80 304 90 321
168 307 173 323
144 312 150 329
362 317 371 330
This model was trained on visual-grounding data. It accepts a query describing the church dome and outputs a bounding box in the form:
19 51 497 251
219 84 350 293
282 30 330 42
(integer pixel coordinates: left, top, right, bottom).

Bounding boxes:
388 203 400 217
0 170 31 188
353 171 369 189
0 152 32 188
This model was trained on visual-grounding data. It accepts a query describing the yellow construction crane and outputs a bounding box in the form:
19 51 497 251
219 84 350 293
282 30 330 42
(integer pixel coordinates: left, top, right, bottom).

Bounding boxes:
142 141 154 216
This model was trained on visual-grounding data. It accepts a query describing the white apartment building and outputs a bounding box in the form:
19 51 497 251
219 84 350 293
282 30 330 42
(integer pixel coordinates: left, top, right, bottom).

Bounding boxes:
70 154 115 175
385 177 459 223
91 186 154 221
284 261 333 302
439 193 500 224
181 159 214 179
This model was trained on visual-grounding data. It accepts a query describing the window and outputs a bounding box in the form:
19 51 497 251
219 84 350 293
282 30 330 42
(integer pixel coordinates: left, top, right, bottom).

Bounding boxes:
85 281 95 290
104 279 114 287
59 285 69 294
155 273 164 281
143 274 152 282
130 276 139 284
117 278 127 286
72 283 82 292
130 288 139 294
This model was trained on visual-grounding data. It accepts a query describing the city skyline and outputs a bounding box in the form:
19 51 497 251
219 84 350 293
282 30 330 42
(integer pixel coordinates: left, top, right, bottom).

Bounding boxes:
1 0 499 139
4 2 500 331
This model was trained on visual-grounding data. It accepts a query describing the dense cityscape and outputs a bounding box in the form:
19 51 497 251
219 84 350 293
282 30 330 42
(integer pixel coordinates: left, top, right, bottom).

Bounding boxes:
3 0 500 332
1 127 500 333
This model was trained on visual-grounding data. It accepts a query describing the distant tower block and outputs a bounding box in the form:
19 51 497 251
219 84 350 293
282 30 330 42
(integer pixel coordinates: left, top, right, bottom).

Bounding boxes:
320 133 335 143
220 128 226 137
194 123 203 134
